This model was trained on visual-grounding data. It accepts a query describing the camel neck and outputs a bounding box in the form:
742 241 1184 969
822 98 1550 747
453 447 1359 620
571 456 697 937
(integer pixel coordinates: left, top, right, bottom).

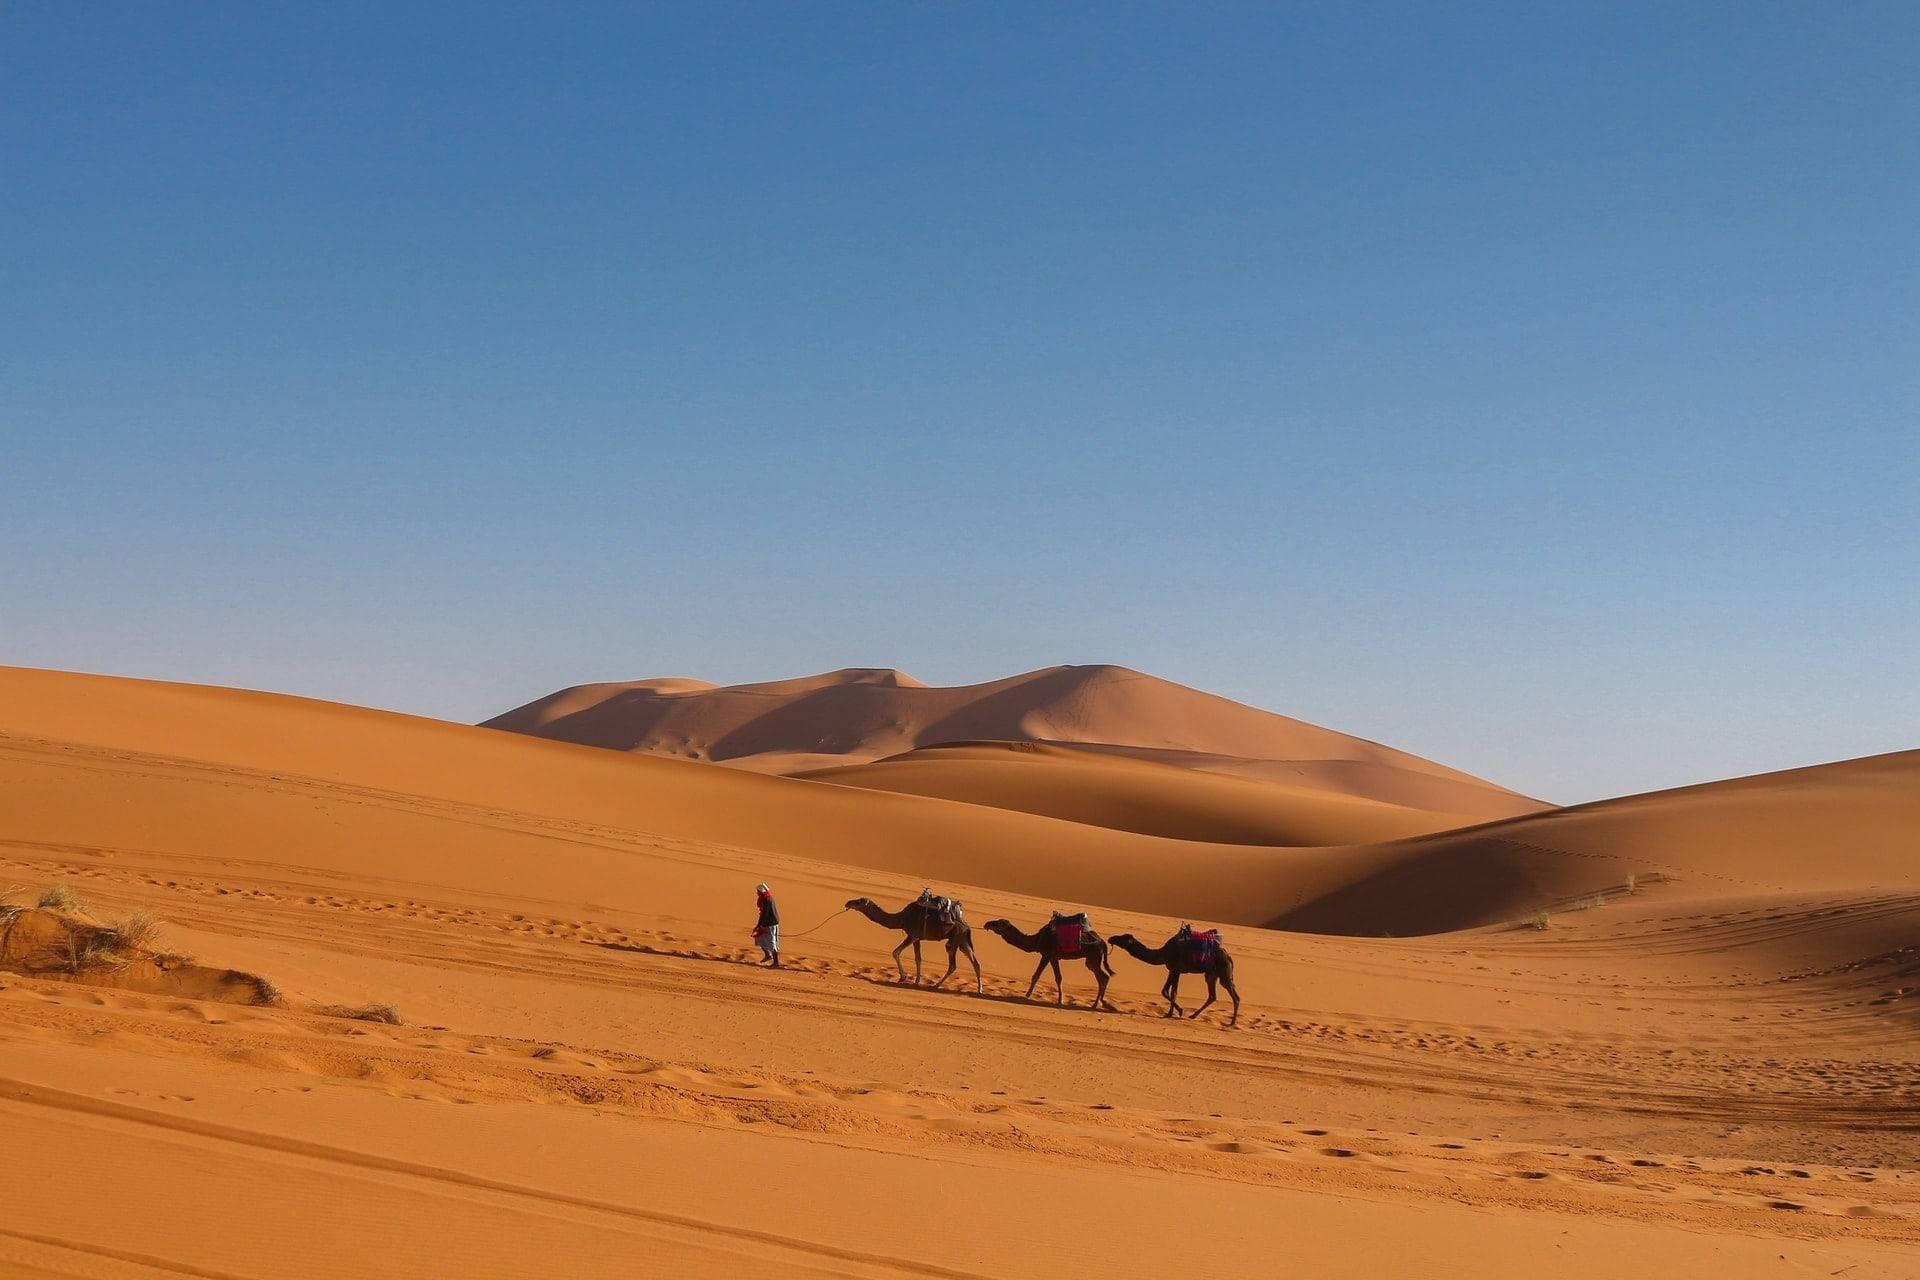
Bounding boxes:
995 924 1044 950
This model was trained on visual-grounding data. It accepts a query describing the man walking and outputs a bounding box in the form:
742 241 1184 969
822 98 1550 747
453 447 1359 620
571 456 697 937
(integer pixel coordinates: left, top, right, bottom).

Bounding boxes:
753 882 781 968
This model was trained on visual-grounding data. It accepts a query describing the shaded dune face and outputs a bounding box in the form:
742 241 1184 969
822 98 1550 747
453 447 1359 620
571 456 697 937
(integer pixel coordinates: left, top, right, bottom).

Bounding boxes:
791 742 1493 846
483 663 1545 826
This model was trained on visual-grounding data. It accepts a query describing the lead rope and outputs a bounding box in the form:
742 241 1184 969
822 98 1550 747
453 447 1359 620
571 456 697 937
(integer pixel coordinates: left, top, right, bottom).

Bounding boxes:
778 905 850 939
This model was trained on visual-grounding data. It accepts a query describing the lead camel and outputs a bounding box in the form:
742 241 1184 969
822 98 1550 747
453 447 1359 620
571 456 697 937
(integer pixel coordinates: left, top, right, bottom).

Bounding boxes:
1109 928 1241 1027
845 896 983 993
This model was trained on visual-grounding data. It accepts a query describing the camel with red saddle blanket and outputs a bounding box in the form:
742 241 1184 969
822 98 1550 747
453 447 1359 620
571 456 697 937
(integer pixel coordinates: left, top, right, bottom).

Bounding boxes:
1108 924 1241 1027
982 911 1117 1010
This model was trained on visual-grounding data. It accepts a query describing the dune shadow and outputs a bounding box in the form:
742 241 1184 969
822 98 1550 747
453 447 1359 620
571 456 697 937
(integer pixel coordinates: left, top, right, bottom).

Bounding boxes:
588 938 1121 1014
843 969 1113 1011
590 939 770 970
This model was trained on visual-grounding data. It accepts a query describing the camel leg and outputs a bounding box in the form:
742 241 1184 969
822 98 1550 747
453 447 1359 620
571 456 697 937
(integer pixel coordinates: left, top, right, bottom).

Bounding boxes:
1189 973 1218 1020
1025 955 1048 1000
913 938 926 985
1163 972 1183 1017
1051 957 1064 1006
966 941 982 994
1223 972 1241 1028
930 937 959 989
890 936 911 982
1088 956 1115 1011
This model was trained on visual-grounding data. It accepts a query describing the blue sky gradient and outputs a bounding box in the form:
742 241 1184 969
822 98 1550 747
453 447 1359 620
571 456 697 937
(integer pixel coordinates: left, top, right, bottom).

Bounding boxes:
4 3 1915 802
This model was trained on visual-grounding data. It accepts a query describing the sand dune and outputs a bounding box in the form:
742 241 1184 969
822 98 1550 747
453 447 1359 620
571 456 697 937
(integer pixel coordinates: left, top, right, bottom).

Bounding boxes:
1264 749 1920 935
794 740 1487 844
483 663 1545 822
1 664 1915 1278
5 666 1914 935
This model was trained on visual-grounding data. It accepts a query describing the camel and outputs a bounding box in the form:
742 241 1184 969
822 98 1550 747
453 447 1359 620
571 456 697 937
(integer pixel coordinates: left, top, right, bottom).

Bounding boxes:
845 897 982 993
982 915 1117 1010
1109 928 1241 1027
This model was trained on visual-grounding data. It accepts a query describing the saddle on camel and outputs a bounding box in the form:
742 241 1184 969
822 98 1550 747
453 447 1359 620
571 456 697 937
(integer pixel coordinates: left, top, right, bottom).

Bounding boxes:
1049 910 1091 957
1177 924 1224 969
915 887 965 926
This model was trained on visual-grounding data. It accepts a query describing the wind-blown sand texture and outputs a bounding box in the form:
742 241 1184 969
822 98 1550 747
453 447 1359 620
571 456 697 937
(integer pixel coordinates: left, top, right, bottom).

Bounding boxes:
2 664 1916 1279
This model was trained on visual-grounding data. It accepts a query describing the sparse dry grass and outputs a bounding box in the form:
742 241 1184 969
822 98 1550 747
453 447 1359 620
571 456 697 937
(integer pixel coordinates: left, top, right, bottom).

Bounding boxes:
319 1002 401 1024
250 976 283 1006
65 929 125 972
45 906 164 973
1519 910 1551 931
0 895 23 951
36 883 82 913
103 910 160 953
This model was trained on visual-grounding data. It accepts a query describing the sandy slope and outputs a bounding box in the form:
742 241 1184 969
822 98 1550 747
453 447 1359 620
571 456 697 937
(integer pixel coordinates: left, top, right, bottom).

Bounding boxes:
1 665 1916 1279
482 663 1545 821
793 740 1487 844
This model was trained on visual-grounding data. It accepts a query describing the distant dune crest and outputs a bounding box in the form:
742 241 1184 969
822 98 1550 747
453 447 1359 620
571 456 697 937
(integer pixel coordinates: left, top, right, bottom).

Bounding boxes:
482 663 1544 825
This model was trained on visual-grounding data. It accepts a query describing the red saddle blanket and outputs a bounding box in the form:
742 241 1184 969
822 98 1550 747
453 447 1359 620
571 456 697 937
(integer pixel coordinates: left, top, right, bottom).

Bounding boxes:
1052 921 1086 956
1182 929 1223 967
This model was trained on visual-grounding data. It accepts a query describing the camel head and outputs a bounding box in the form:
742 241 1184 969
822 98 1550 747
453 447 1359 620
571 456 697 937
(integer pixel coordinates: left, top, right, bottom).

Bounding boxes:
844 897 875 911
982 918 1013 934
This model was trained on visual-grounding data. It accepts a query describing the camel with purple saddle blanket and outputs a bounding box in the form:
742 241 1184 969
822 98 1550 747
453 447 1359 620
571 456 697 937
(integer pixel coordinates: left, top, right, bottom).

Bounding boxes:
1108 925 1241 1027
982 911 1117 1010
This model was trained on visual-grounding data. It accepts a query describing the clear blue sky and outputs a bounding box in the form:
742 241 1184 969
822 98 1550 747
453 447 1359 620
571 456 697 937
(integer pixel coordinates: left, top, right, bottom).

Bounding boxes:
3 3 1915 804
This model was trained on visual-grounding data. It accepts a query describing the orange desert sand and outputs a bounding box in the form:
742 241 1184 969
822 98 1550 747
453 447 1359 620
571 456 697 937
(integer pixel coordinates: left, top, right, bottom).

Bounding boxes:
1 663 1916 1278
